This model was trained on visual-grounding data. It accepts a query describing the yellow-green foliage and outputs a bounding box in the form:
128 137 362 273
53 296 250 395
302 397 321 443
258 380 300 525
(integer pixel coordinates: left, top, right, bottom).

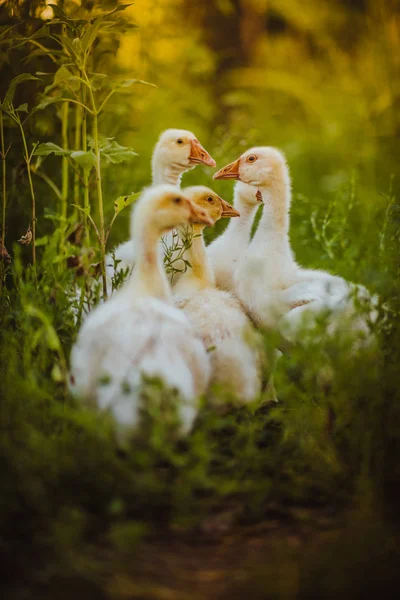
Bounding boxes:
1 1 400 597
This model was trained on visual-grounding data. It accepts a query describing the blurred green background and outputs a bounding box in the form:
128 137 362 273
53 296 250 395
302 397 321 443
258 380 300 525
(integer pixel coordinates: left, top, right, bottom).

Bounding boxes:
1 0 400 274
1 1 400 599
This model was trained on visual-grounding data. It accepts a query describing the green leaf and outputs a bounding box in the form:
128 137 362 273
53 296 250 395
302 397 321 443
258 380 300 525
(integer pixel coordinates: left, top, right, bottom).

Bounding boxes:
15 103 28 113
89 4 134 24
24 304 62 351
34 235 49 247
0 24 19 42
34 94 85 115
51 364 63 383
114 192 141 215
72 37 83 54
117 22 139 31
81 6 133 58
47 328 61 352
71 204 91 218
71 150 96 172
47 3 70 22
46 4 87 29
55 65 82 88
89 72 108 91
100 139 137 164
81 19 104 57
34 95 62 111
111 78 156 91
45 65 82 94
53 34 80 63
23 48 65 64
55 65 78 85
35 142 71 157
31 329 42 350
11 29 53 51
61 35 78 58
3 73 39 107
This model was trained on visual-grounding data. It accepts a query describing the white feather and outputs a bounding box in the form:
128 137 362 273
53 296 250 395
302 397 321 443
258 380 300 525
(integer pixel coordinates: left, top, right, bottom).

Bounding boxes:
173 201 264 403
69 185 211 436
207 181 260 291
231 147 378 345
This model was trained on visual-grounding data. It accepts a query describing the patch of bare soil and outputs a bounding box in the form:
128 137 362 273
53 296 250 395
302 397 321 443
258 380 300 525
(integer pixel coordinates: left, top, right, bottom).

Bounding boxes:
101 505 342 600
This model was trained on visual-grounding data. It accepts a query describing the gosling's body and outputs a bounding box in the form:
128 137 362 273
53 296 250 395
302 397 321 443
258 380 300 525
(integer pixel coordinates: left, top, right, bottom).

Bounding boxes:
71 293 207 432
176 288 263 402
174 187 263 402
70 185 212 435
214 147 377 345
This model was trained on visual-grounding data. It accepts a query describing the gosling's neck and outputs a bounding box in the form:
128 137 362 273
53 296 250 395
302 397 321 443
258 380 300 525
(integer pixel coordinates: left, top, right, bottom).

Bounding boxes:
253 176 291 251
152 155 187 186
129 224 172 302
221 200 259 245
175 224 215 293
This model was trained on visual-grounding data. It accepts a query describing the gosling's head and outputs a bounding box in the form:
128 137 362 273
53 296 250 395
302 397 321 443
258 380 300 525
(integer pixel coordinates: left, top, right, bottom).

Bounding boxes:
183 185 240 226
132 184 213 237
214 147 289 191
153 129 216 173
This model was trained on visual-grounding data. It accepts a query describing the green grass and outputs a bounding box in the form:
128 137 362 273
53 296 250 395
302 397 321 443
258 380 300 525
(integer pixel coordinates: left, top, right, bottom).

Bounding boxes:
1 1 400 598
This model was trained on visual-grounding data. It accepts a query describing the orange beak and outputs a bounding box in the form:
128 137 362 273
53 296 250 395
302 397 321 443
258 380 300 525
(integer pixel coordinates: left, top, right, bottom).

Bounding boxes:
220 197 240 218
188 201 214 226
189 139 216 168
213 158 241 180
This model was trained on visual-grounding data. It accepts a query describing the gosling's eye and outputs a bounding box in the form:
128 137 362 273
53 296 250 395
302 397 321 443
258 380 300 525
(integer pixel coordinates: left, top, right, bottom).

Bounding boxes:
173 197 181 204
247 155 257 163
176 139 183 144
207 196 214 203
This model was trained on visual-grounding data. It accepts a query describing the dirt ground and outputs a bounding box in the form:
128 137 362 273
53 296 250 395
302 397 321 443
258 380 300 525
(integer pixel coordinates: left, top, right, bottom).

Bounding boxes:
24 505 343 600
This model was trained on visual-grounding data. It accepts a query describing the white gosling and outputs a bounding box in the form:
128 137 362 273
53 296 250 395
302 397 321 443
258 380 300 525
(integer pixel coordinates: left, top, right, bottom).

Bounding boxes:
174 186 264 403
69 185 213 437
214 147 377 346
206 181 262 292
106 129 216 294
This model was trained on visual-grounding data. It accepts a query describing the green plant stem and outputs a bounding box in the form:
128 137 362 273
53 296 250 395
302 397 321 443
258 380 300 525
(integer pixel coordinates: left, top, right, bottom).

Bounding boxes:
72 204 100 239
73 103 81 217
76 283 87 327
81 80 90 243
61 101 69 234
0 110 6 291
97 89 116 115
92 111 108 300
105 212 118 245
17 118 36 268
86 76 108 300
0 111 6 249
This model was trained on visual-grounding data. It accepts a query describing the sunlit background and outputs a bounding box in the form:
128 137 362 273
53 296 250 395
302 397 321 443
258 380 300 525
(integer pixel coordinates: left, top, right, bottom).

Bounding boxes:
1 4 398 207
1 2 400 597
2 0 399 277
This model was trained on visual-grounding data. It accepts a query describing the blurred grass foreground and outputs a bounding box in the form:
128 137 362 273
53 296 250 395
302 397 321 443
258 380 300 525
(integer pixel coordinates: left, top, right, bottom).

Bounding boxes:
1 0 400 598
